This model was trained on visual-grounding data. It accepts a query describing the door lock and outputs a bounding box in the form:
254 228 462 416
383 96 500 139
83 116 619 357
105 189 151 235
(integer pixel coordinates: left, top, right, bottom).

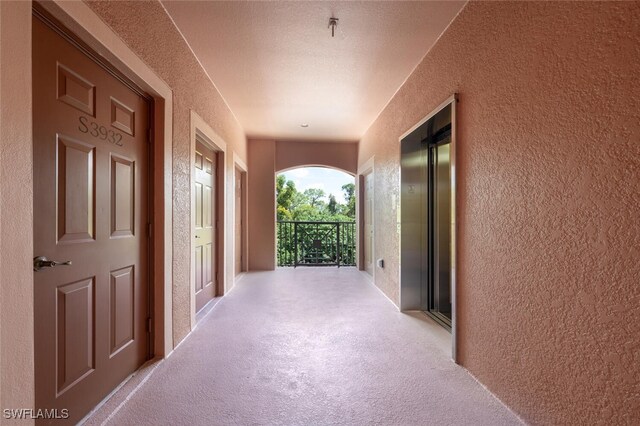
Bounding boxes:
33 256 72 272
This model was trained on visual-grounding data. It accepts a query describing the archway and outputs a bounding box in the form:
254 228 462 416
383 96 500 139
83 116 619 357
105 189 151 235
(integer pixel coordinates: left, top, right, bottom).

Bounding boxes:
246 139 358 271
276 166 356 267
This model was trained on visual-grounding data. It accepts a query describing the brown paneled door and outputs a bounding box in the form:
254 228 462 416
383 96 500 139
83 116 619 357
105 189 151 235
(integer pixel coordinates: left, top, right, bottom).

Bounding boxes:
33 15 150 424
235 168 243 275
195 140 217 312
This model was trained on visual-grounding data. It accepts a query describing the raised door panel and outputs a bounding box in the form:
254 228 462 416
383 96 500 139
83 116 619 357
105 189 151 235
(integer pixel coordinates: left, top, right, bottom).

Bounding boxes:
111 155 135 238
57 63 96 116
56 277 95 395
110 266 135 357
195 246 203 293
204 185 212 229
204 243 212 287
204 156 213 175
57 137 96 243
110 97 135 136
195 150 203 170
195 182 203 229
204 154 215 232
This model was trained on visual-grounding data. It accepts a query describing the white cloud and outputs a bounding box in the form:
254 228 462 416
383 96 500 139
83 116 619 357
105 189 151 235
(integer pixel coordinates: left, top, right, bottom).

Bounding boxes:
289 168 309 178
300 182 326 191
333 193 347 204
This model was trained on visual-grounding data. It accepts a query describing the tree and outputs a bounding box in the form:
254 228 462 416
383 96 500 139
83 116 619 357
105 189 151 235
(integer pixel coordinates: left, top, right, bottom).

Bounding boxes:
277 205 292 221
275 172 357 266
303 188 326 209
276 175 297 220
275 173 355 222
289 191 308 212
341 183 355 218
327 194 338 215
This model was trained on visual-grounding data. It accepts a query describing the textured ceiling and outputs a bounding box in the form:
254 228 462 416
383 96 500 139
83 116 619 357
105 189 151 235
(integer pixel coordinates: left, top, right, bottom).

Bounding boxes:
162 1 465 141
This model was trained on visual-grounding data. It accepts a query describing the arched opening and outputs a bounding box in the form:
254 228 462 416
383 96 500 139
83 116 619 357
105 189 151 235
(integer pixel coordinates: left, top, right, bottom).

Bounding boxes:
276 166 356 267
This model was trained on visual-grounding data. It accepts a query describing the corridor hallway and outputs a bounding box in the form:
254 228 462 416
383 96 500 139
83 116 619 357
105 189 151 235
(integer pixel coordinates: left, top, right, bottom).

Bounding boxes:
86 268 520 425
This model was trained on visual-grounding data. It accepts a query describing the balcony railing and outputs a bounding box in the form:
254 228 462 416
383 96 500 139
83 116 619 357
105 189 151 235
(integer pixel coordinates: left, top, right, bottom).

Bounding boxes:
277 221 356 267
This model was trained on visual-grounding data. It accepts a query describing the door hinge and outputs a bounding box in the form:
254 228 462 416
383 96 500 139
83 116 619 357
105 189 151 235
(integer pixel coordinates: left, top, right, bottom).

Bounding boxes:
146 317 153 333
147 128 153 144
147 223 152 238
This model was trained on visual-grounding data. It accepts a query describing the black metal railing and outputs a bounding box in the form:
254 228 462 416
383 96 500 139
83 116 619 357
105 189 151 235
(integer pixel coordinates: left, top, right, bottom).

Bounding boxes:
277 221 356 267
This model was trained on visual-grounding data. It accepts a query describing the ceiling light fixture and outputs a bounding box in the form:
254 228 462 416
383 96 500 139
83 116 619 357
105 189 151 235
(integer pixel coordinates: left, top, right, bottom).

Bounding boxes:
300 123 309 128
328 17 339 37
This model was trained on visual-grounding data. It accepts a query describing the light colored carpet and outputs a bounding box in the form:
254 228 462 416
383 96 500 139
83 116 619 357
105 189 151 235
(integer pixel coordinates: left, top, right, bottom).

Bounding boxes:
98 268 522 426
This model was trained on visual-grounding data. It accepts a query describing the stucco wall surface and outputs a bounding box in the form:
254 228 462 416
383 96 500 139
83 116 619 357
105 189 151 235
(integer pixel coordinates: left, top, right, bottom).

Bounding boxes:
0 1 35 420
247 139 277 271
276 140 358 174
358 1 640 424
85 0 247 346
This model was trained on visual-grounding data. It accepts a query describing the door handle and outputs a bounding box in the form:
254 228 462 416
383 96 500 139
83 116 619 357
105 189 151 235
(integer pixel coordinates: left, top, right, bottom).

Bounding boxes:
33 256 72 272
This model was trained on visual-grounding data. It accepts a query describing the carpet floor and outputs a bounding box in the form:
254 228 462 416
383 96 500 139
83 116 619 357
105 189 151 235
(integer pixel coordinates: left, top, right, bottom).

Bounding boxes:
95 268 521 426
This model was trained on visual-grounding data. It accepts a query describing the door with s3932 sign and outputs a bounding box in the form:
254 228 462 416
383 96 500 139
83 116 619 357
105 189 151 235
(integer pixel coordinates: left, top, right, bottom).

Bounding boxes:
33 13 150 424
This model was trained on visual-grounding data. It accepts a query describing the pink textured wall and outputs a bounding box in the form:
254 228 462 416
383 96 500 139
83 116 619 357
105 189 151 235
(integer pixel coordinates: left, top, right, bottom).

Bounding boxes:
248 140 277 271
85 1 247 346
276 141 358 174
358 2 640 424
0 1 35 418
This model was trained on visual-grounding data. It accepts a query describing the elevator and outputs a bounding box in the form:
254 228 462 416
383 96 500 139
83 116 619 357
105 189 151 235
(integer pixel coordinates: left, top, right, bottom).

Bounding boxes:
400 97 456 335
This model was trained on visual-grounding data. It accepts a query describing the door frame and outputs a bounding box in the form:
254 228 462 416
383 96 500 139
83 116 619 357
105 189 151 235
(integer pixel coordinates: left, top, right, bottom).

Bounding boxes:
190 111 226 328
1 0 174 411
357 156 375 278
34 0 174 359
233 152 248 281
398 94 458 362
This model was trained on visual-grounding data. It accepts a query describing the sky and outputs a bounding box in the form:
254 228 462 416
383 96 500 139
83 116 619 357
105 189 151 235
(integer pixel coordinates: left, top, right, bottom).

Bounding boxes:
279 167 354 204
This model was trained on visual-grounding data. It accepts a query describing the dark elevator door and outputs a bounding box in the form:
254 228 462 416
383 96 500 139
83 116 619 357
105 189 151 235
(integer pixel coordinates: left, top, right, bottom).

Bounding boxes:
400 100 454 331
427 141 452 326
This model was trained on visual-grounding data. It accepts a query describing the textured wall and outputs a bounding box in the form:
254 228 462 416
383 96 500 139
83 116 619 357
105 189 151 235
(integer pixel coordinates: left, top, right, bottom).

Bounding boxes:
0 1 35 420
247 140 277 271
85 0 247 346
275 140 358 174
358 1 640 424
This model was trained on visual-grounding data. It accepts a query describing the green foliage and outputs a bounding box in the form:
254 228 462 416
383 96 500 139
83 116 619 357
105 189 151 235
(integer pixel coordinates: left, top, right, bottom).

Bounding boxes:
276 174 356 222
303 188 326 209
327 194 338 215
341 183 356 217
276 175 296 213
276 173 356 267
277 205 292 220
